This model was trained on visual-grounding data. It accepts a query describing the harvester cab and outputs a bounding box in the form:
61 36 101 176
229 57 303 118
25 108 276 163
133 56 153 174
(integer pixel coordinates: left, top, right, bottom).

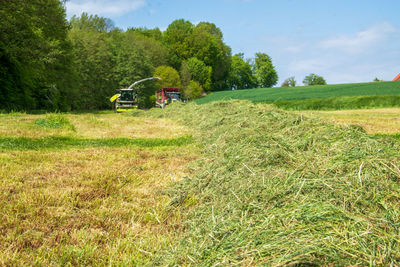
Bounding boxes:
111 88 137 112
155 87 182 108
110 77 161 112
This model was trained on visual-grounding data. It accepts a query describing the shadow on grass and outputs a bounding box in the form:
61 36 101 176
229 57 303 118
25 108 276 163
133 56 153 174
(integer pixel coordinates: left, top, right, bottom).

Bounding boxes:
373 133 400 141
0 135 193 150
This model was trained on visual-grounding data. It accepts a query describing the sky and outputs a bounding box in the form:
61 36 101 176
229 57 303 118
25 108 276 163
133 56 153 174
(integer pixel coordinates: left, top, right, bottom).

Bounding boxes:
65 0 400 85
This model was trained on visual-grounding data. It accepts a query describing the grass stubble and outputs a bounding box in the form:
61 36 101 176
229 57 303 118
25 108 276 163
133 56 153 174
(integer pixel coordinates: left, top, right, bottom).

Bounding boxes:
0 112 197 265
136 100 400 265
303 108 400 135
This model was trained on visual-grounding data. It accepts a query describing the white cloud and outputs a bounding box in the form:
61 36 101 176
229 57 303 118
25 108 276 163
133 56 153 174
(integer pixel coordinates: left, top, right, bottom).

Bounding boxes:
257 21 400 85
319 22 397 53
66 0 147 17
289 59 328 73
286 44 305 54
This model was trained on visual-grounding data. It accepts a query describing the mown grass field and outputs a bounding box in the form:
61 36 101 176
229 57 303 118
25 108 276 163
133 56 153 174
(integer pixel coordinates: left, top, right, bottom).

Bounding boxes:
0 112 196 265
303 108 400 135
1 102 400 265
196 81 400 110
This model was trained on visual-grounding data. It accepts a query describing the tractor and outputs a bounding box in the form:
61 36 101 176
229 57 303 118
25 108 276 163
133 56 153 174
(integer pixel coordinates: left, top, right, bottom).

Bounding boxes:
110 77 161 112
155 87 182 108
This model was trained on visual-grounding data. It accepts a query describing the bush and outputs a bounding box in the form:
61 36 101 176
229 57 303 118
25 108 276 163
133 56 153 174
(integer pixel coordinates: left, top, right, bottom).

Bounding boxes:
183 80 204 100
154 66 181 90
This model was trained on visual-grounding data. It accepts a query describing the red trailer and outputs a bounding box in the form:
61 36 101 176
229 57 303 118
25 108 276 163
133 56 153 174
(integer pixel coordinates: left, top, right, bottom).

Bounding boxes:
155 87 182 108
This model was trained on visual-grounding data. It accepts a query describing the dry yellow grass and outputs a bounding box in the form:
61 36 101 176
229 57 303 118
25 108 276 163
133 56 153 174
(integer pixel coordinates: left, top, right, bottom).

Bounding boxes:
0 113 190 139
0 112 197 265
301 108 400 134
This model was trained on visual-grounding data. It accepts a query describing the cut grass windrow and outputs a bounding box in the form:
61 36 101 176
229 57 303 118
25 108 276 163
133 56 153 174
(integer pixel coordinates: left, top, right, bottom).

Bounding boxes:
0 135 193 150
133 100 400 265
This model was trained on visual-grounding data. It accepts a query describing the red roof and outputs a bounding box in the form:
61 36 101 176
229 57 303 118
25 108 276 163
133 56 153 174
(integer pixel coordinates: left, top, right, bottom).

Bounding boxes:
393 73 400 81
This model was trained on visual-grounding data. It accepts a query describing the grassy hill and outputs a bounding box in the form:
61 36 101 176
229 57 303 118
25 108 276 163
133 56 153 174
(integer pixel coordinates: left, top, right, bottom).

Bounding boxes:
196 81 400 110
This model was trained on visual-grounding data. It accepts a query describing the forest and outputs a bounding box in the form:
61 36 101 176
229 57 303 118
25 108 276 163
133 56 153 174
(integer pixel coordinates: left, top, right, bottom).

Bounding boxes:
0 0 278 111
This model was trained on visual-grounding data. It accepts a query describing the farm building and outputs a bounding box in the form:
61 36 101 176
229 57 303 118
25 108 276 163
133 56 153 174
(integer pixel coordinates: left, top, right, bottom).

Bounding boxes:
393 73 400 81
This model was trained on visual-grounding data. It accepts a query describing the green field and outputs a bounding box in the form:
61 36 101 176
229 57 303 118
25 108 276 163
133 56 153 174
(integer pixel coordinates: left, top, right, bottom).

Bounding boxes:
196 81 400 108
1 103 400 265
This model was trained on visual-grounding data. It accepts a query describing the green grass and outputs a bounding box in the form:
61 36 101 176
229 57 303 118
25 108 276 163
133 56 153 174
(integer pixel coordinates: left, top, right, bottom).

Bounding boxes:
196 81 400 110
274 95 400 110
374 133 400 141
34 114 76 131
134 101 400 265
0 135 193 150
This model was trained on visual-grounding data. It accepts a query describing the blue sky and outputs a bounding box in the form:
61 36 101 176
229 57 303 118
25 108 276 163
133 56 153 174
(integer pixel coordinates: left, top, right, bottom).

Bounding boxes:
66 0 400 85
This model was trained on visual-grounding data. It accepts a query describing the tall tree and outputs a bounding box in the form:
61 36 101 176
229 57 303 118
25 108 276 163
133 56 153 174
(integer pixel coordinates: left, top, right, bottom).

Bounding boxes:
163 19 194 69
254 53 278 88
69 28 116 109
163 20 232 91
0 0 77 111
227 53 257 90
188 22 231 90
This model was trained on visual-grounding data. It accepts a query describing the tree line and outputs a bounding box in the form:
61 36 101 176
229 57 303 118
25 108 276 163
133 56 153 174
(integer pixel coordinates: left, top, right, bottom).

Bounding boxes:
1 0 282 111
281 74 327 87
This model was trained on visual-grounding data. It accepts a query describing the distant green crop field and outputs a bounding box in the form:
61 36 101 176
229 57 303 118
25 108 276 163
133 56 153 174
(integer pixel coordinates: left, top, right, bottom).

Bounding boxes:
196 81 400 104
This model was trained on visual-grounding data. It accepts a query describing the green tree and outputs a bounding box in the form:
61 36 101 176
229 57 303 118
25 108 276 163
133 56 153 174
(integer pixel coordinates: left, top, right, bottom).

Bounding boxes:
128 27 163 41
303 73 327 86
254 53 278 88
288 76 297 87
163 19 194 69
0 0 77 111
227 53 257 90
153 66 182 89
70 13 115 32
111 32 154 109
69 14 156 110
183 80 204 100
125 30 169 68
181 58 212 91
180 61 192 89
188 22 231 90
282 76 296 87
69 28 116 109
163 20 231 90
